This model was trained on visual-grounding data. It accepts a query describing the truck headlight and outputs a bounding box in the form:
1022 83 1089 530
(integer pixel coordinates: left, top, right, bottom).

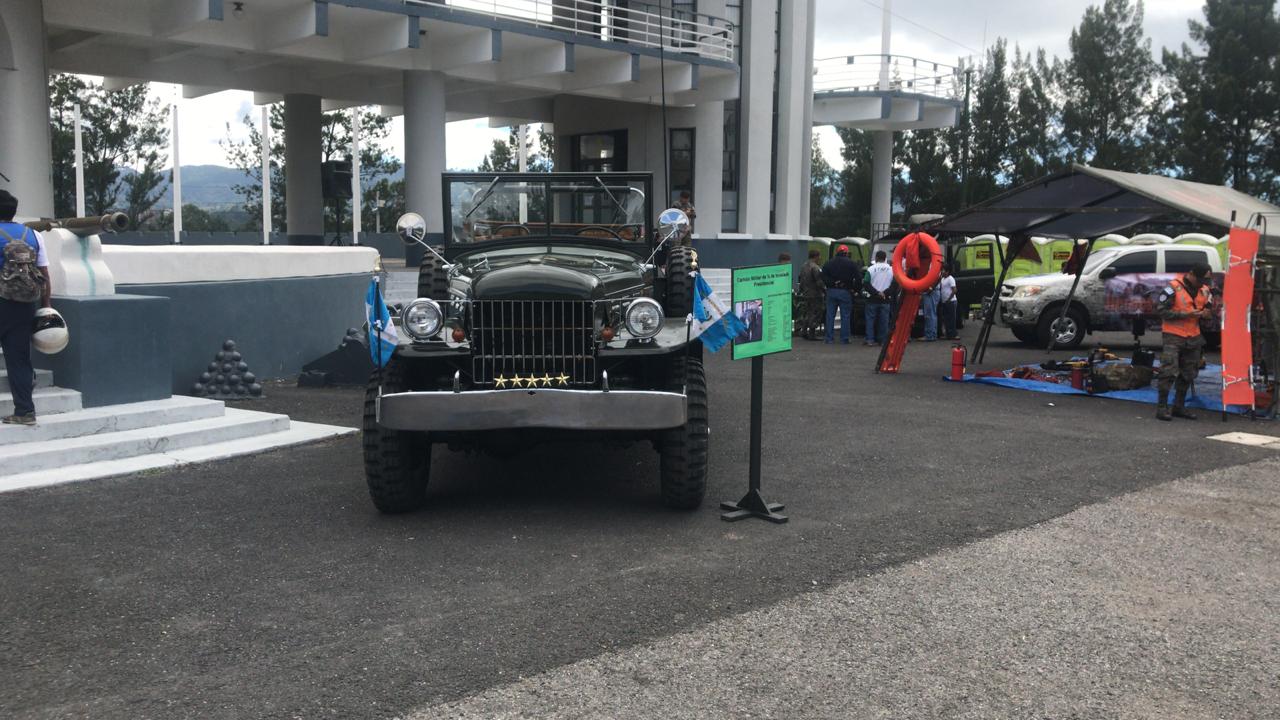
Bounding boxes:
401 298 443 341
1012 285 1043 298
624 298 663 339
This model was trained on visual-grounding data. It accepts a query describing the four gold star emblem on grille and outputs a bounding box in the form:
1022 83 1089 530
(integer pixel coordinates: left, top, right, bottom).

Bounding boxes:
494 373 572 388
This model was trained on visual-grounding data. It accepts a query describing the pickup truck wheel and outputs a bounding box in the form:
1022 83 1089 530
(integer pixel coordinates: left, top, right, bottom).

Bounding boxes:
664 246 696 318
659 357 708 510
1011 325 1038 345
1037 306 1086 349
363 360 431 513
416 246 448 301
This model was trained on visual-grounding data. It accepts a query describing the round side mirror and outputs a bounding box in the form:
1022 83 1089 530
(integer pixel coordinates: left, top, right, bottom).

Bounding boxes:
396 212 427 246
1098 267 1117 280
657 207 689 242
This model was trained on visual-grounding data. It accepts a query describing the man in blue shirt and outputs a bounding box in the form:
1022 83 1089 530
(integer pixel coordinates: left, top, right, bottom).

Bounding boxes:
0 190 53 425
820 244 860 344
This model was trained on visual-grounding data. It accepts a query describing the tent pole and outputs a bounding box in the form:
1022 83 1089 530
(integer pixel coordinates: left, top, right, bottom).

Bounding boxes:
1045 236 1097 354
974 233 1014 365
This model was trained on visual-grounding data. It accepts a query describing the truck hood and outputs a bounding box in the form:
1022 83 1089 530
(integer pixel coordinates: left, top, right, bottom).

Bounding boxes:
465 252 644 301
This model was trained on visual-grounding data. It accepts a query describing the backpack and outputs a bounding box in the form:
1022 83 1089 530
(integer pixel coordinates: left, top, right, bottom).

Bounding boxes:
0 227 44 303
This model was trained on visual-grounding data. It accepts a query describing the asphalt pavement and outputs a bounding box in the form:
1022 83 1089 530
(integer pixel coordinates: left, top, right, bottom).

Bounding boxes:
3 326 1277 719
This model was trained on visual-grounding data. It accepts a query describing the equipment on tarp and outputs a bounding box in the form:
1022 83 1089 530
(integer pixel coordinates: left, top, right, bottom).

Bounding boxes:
877 232 944 373
951 343 967 381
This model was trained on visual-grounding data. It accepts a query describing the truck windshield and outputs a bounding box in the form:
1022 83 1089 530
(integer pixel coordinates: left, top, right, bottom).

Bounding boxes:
1082 247 1121 274
448 176 649 244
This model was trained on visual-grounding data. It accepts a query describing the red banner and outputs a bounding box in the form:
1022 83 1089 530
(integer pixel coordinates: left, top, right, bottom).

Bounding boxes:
1222 227 1260 408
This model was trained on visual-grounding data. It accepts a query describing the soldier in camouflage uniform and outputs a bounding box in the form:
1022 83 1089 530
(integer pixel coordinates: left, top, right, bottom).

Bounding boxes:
798 249 826 340
1155 262 1213 421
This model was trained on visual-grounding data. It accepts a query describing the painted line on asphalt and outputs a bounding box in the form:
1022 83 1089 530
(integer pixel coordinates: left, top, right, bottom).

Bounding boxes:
1207 431 1280 449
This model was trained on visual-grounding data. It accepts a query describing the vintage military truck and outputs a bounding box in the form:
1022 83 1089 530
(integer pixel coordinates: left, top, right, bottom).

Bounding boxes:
363 172 708 513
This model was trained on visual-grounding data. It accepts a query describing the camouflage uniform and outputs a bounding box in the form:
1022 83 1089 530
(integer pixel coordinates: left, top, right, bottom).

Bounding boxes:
797 258 825 339
1154 273 1211 420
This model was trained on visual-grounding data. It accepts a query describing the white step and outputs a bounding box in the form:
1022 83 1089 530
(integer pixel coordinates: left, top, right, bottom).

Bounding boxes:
0 395 226 445
0 419 356 494
0 407 290 476
0 386 82 416
0 368 54 388
702 268 732 300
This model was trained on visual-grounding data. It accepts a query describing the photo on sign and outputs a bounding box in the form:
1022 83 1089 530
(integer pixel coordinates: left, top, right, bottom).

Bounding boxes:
734 300 763 347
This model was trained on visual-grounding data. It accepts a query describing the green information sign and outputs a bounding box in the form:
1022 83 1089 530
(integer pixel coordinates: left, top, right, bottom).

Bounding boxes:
731 263 793 360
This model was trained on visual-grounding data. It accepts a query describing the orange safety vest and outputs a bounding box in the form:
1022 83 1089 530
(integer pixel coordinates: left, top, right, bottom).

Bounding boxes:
1163 276 1210 338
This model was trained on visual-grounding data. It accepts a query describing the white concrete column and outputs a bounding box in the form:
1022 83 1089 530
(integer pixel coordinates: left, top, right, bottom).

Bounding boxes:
871 129 893 233
403 70 447 238
0 0 54 217
73 104 85 217
737 0 777 237
284 93 324 245
350 107 362 245
798 0 816 237
692 100 723 238
773 0 812 237
171 100 183 244
260 105 272 245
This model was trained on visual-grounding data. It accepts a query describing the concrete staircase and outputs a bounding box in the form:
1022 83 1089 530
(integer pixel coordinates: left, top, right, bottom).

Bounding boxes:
700 268 732 301
0 350 356 494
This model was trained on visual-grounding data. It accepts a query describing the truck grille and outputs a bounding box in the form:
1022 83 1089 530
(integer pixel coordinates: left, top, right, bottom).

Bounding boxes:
470 300 597 386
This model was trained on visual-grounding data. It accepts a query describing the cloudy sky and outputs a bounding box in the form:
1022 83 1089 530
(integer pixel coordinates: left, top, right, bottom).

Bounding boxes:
156 0 1207 170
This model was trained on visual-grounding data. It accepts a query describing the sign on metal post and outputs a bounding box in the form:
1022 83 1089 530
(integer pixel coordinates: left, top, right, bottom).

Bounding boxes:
721 263 791 523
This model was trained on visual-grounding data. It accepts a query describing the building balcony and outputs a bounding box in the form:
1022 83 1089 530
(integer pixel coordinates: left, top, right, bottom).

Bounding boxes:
415 0 738 64
813 54 962 131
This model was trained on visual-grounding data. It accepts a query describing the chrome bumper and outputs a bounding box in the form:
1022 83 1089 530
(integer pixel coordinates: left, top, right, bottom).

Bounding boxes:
377 388 688 432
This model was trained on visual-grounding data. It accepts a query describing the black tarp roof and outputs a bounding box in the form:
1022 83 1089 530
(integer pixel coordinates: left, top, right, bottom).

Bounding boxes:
924 164 1280 244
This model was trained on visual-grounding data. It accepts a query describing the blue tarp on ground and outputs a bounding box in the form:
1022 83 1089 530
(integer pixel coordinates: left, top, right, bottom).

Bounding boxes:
946 362 1254 415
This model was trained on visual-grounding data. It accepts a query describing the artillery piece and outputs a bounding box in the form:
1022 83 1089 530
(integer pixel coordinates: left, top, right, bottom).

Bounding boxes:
24 212 129 237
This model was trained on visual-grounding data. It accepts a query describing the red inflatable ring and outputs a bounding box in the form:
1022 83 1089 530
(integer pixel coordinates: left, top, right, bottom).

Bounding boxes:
891 231 944 294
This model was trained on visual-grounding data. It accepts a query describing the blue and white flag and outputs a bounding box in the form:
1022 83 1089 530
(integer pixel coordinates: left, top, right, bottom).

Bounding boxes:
365 277 398 368
690 271 746 353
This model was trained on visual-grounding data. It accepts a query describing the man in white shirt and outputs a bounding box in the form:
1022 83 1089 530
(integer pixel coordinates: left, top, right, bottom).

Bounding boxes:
862 250 894 345
0 190 53 425
936 264 958 340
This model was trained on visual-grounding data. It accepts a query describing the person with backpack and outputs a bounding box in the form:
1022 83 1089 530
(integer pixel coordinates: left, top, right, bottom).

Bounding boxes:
0 190 52 425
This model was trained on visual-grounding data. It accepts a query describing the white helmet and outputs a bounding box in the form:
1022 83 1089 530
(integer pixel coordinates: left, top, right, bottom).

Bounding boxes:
33 308 69 354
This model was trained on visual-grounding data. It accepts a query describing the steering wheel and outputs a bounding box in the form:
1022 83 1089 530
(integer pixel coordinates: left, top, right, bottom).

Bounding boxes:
576 225 624 241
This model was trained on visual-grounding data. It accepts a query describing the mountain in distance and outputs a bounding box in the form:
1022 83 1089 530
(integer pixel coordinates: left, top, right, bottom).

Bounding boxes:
126 164 406 210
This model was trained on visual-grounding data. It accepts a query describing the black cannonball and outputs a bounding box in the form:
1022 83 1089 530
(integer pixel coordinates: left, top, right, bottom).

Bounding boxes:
223 340 236 351
222 363 233 373
233 384 248 395
248 383 263 396
243 372 256 384
230 352 242 362
229 374 242 385
220 384 231 395
214 374 226 384
216 351 227 362
236 361 249 372
192 383 205 394
208 361 219 372
199 371 212 383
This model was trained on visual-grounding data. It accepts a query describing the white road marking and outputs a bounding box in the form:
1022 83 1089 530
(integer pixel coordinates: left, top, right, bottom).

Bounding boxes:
1208 431 1280 448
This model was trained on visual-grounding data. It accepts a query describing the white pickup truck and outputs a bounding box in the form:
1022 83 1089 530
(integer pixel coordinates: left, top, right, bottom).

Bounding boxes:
997 242 1223 348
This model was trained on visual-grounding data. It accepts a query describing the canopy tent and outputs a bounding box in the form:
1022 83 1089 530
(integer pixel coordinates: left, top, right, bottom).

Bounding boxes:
924 164 1280 244
921 164 1280 364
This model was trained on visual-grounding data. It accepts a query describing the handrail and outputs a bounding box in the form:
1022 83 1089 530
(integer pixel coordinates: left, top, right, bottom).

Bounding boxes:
814 54 961 100
409 0 738 64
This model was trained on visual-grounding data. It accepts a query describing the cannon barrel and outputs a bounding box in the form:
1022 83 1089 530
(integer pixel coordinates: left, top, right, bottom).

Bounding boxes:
24 213 129 236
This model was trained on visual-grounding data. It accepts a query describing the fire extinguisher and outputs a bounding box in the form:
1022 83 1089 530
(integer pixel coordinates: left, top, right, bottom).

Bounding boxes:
951 343 967 381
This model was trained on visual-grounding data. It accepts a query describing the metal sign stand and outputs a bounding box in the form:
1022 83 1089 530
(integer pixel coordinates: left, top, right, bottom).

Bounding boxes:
720 355 788 523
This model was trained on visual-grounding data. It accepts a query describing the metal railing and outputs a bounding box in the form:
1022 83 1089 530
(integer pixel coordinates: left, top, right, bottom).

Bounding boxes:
814 54 961 100
408 0 737 63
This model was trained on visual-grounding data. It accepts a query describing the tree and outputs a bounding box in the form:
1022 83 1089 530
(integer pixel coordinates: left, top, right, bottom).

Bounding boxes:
221 105 400 233
1060 0 1158 171
48 74 169 219
1009 47 1066 185
478 126 555 173
895 128 962 218
808 135 844 238
1160 0 1280 198
968 39 1014 201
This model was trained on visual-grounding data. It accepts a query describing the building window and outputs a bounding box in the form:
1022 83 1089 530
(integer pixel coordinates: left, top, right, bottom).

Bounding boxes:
669 128 695 206
569 130 628 172
722 100 740 232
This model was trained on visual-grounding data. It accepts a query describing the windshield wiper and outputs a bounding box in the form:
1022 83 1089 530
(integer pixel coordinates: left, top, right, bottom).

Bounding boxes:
594 175 628 219
463 176 502 220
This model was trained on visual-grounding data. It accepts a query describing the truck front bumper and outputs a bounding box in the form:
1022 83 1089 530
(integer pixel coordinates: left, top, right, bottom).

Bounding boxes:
377 388 688 432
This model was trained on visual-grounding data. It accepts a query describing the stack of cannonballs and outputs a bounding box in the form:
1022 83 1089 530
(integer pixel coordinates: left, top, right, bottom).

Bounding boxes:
191 339 264 400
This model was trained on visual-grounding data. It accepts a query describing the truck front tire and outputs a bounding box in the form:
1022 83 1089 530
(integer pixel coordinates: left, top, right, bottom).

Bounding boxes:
659 357 708 510
363 360 431 513
1037 306 1087 349
417 247 449 301
664 247 696 318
